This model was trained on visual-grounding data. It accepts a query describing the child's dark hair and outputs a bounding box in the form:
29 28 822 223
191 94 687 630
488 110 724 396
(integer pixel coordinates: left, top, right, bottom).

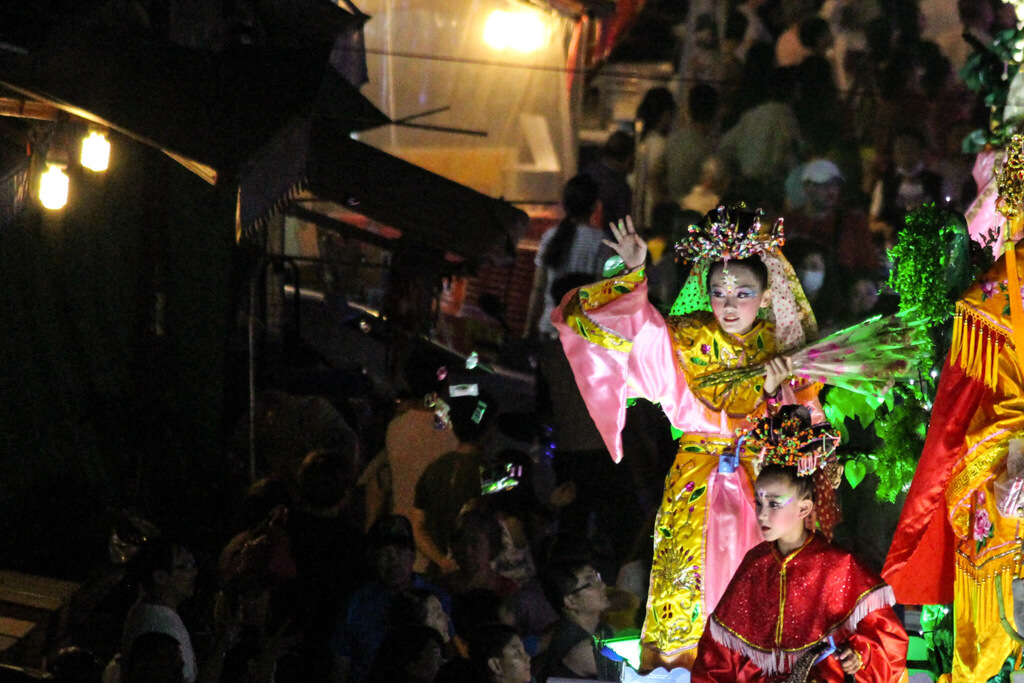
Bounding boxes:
467 624 520 668
756 465 815 502
130 536 179 592
636 87 677 139
541 554 595 613
706 256 769 291
543 174 599 269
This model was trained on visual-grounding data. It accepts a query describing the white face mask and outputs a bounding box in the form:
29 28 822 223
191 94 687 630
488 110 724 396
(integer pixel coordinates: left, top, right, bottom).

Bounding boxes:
798 269 825 295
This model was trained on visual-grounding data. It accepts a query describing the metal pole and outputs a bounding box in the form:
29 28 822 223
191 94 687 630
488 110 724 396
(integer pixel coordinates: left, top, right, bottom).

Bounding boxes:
248 259 260 482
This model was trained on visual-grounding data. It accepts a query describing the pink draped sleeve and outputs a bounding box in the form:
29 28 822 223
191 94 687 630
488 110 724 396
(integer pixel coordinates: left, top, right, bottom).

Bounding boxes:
551 270 687 463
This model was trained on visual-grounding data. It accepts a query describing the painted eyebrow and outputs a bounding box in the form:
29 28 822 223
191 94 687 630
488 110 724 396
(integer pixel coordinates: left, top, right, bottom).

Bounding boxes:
756 493 793 502
710 281 757 288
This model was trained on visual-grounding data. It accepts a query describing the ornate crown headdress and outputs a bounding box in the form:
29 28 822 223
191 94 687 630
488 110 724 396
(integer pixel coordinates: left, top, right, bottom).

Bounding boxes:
741 405 843 539
742 406 840 478
674 204 785 265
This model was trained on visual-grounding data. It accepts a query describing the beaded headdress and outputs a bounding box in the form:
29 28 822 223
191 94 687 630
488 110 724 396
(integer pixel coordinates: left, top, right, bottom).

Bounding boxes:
744 406 840 477
674 205 785 265
741 405 843 539
669 205 817 351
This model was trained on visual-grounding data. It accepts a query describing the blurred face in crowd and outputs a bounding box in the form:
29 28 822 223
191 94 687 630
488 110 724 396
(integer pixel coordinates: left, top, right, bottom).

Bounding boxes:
804 179 841 215
709 263 771 335
797 252 826 299
169 548 197 600
153 546 197 606
893 135 924 173
454 528 492 574
407 639 444 683
375 544 415 590
849 278 879 316
488 635 532 683
565 565 610 615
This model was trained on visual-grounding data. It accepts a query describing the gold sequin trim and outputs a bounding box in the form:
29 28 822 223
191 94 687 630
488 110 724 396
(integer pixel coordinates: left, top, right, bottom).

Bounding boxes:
946 433 1013 510
562 293 633 354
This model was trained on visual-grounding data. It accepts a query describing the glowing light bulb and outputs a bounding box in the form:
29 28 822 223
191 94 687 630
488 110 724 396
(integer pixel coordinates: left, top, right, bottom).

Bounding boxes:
39 164 69 210
80 131 110 172
484 10 546 52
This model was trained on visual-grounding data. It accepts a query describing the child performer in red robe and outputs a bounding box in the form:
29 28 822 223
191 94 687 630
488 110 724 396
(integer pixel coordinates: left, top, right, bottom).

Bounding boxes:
693 407 908 683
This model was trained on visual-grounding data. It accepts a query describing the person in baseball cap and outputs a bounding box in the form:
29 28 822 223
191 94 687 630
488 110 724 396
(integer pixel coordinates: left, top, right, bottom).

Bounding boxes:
800 159 843 184
368 514 416 551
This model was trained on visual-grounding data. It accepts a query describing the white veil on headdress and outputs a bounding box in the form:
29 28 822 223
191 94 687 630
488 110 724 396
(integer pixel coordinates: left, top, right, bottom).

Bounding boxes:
669 205 818 351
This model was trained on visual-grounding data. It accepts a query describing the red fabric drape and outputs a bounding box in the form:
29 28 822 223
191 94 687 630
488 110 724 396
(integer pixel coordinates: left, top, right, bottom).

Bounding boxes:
593 0 646 63
881 356 988 605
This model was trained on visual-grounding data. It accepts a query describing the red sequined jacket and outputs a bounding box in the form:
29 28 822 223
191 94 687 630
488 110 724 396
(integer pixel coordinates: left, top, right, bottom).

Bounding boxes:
692 534 908 682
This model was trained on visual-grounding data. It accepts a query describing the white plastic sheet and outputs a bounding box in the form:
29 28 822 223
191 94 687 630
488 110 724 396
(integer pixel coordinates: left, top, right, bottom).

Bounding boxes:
354 0 577 203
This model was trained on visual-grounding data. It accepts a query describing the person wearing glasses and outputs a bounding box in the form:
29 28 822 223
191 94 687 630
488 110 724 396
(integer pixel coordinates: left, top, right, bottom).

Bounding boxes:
538 558 620 682
105 537 207 683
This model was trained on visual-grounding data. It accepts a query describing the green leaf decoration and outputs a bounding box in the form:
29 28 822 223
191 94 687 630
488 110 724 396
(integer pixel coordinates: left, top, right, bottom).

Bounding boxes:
691 605 701 624
602 255 626 278
870 392 930 502
713 339 720 359
579 289 589 299
688 484 706 503
823 386 878 432
670 426 683 440
613 284 631 294
658 526 673 538
887 204 972 328
689 357 708 366
845 459 867 488
682 445 704 453
756 334 764 351
575 319 590 339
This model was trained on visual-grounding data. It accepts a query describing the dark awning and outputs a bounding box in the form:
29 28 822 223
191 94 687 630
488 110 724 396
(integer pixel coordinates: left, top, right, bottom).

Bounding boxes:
239 116 527 262
0 10 388 183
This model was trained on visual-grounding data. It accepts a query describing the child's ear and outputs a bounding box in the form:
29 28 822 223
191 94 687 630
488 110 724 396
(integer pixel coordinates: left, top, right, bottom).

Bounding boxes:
487 656 503 676
796 497 814 520
760 288 772 309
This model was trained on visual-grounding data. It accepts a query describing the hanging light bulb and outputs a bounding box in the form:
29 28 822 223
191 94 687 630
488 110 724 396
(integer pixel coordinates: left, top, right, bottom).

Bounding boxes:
80 130 110 172
484 10 547 52
39 164 69 210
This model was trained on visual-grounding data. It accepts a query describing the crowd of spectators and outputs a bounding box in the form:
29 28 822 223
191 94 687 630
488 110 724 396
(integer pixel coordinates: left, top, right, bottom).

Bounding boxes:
622 0 998 330
41 350 651 683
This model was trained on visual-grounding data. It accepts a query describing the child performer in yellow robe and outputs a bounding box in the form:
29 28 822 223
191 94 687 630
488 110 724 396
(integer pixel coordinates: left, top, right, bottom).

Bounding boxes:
553 206 823 670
